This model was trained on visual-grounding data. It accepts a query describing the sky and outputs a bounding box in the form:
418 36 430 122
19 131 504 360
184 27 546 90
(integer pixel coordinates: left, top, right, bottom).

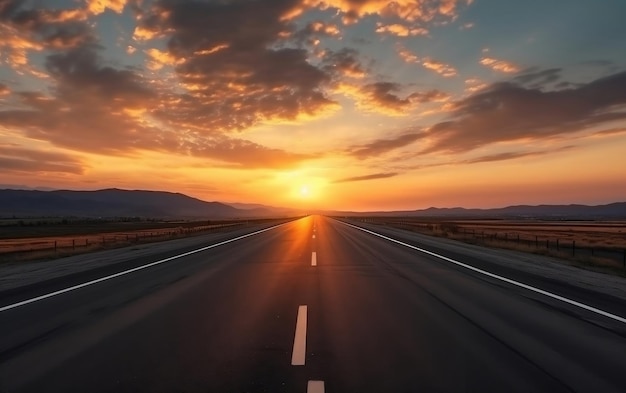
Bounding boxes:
1 0 625 211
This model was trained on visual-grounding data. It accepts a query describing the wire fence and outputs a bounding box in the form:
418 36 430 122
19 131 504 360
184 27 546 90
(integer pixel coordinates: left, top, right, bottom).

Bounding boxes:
355 218 626 268
0 222 246 261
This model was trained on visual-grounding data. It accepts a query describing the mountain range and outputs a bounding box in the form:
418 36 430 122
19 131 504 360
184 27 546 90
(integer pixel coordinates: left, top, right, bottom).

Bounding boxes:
0 189 291 219
0 188 624 219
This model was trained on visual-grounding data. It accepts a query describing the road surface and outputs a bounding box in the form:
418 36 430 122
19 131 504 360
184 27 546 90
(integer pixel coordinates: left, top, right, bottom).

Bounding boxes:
1 216 626 392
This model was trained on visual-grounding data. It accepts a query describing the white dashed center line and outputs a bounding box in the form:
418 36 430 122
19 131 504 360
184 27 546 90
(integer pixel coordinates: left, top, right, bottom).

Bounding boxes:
311 252 317 266
291 305 308 365
307 380 325 393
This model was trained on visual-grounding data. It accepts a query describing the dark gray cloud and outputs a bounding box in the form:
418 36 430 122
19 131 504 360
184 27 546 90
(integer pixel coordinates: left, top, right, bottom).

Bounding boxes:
137 0 337 132
359 82 412 111
512 68 562 88
463 146 575 164
291 20 341 46
348 132 422 159
423 70 626 154
0 1 319 169
321 48 366 79
334 172 398 183
0 0 93 50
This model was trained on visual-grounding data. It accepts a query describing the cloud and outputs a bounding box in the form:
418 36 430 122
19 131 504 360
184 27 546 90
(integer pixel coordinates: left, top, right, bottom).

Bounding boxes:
396 46 457 77
512 68 562 88
361 82 413 112
182 136 315 169
0 1 338 170
480 56 520 73
301 0 470 24
135 0 338 132
321 48 367 79
397 46 419 63
144 47 182 70
463 146 575 164
292 21 342 46
422 57 457 77
375 23 428 37
348 132 422 158
408 89 450 103
0 145 84 174
334 172 398 183
464 78 487 94
422 70 626 154
336 80 448 115
86 0 127 15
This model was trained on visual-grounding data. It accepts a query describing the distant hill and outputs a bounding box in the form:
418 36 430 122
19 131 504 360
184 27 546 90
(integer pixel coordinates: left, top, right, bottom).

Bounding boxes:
327 202 626 219
1 188 624 220
0 188 243 219
225 202 295 216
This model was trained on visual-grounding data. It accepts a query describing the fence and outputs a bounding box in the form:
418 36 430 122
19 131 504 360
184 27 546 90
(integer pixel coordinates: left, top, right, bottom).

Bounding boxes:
356 218 626 268
0 222 245 261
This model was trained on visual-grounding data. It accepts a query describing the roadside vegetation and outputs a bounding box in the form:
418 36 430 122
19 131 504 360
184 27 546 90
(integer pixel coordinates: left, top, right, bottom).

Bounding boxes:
0 217 293 263
353 217 626 276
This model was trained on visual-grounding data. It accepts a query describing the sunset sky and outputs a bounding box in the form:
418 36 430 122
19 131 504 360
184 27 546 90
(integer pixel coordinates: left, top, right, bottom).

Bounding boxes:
1 0 625 211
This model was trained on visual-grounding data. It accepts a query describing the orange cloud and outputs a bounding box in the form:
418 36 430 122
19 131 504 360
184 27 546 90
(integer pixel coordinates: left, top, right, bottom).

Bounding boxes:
145 48 183 70
0 144 84 174
464 78 487 93
87 0 127 15
0 83 10 96
396 46 457 77
302 0 468 24
422 57 457 77
375 23 428 37
480 57 520 73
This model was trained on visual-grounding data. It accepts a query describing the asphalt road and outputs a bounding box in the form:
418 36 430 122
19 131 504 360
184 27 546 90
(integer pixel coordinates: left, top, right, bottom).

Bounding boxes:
1 216 626 392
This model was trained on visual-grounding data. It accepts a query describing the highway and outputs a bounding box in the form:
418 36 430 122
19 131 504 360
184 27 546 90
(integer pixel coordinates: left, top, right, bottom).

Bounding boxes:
1 216 626 392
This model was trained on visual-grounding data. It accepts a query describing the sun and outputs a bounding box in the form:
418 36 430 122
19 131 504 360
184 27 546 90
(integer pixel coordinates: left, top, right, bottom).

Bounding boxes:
299 185 310 197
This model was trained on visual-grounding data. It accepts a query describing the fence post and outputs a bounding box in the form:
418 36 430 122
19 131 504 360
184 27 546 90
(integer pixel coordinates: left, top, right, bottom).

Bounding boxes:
546 239 549 249
535 236 538 248
557 239 559 251
572 240 576 256
72 239 75 250
54 241 57 252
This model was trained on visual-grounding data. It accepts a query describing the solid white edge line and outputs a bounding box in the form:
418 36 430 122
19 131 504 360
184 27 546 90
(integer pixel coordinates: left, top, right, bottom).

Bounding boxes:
0 221 293 313
307 380 325 393
292 305 307 365
338 220 626 325
311 252 317 266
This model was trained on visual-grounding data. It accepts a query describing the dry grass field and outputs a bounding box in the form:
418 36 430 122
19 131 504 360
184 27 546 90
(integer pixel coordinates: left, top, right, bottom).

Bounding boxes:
0 218 285 262
358 217 626 272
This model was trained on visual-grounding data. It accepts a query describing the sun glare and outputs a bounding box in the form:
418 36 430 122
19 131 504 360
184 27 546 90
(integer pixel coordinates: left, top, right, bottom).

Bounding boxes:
300 185 310 197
